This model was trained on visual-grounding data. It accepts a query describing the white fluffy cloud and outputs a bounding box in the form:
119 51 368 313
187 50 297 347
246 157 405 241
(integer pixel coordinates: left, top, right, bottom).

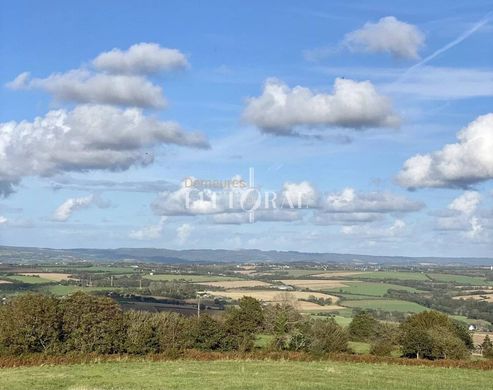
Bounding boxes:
436 191 486 239
397 114 493 189
341 219 407 238
8 70 166 108
152 180 422 228
0 216 8 225
343 16 425 59
53 194 105 222
449 191 481 215
0 105 208 196
280 181 319 208
243 78 399 135
176 223 193 244
93 43 189 75
322 188 423 213
212 209 301 224
129 217 167 240
7 43 188 108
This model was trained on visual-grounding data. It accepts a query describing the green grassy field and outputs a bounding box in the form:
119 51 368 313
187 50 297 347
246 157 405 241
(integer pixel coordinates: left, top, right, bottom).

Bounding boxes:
342 299 428 313
143 274 242 282
42 266 138 274
427 273 489 285
1 360 492 390
328 281 422 297
41 285 124 296
353 271 429 281
2 275 53 284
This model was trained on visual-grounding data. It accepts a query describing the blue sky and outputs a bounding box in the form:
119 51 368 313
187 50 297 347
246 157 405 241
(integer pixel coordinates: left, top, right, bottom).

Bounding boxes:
0 0 492 257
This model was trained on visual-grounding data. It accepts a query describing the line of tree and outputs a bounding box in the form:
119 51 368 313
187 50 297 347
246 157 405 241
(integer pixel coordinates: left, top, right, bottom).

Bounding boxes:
0 292 481 361
0 293 348 355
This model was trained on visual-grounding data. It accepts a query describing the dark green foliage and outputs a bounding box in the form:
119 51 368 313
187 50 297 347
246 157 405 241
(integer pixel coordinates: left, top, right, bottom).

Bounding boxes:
481 335 493 358
308 318 349 355
450 320 474 350
400 311 470 360
348 311 379 341
0 294 61 354
154 312 193 352
223 297 264 351
263 302 302 335
124 311 159 354
370 339 394 356
190 315 226 351
60 292 124 354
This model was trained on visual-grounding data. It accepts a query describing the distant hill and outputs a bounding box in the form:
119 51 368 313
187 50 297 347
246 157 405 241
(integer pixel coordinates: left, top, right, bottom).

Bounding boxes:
0 245 492 266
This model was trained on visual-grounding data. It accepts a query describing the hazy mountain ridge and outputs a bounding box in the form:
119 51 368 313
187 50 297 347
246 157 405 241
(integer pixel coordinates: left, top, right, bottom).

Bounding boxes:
0 245 492 266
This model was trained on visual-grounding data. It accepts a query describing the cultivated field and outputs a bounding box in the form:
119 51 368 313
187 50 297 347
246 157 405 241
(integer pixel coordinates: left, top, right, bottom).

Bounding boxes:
197 280 271 289
427 273 489 285
2 275 53 284
311 272 365 278
353 271 429 281
1 360 492 390
207 289 343 311
342 299 429 313
19 272 75 281
454 293 493 302
326 281 422 296
144 274 241 283
278 279 353 289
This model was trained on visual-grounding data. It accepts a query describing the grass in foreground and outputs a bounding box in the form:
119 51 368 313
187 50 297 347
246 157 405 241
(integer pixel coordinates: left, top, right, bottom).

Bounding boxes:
1 360 492 390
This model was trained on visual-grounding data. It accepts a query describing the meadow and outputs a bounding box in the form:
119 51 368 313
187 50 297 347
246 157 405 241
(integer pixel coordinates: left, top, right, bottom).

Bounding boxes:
143 274 241 282
341 299 428 313
1 360 492 390
325 281 422 296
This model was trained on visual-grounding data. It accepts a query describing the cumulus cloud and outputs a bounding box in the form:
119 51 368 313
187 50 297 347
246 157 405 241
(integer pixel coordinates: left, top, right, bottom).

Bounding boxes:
52 194 109 222
341 219 407 238
280 181 319 208
8 69 166 108
321 188 423 213
0 216 8 225
212 209 301 224
397 114 493 189
449 191 481 215
243 78 399 135
343 16 425 59
436 191 486 239
93 43 189 75
129 217 167 240
49 176 177 193
313 212 384 225
7 43 188 108
152 179 422 228
0 105 208 196
176 223 193 244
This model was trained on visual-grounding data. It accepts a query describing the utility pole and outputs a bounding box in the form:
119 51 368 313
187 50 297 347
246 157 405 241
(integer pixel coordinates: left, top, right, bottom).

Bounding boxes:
197 292 207 318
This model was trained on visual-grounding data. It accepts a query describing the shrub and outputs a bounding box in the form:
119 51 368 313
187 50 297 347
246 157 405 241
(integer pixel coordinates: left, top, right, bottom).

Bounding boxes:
189 315 226 351
0 294 61 354
348 311 379 341
308 318 349 355
124 311 159 354
370 339 394 356
60 292 124 354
